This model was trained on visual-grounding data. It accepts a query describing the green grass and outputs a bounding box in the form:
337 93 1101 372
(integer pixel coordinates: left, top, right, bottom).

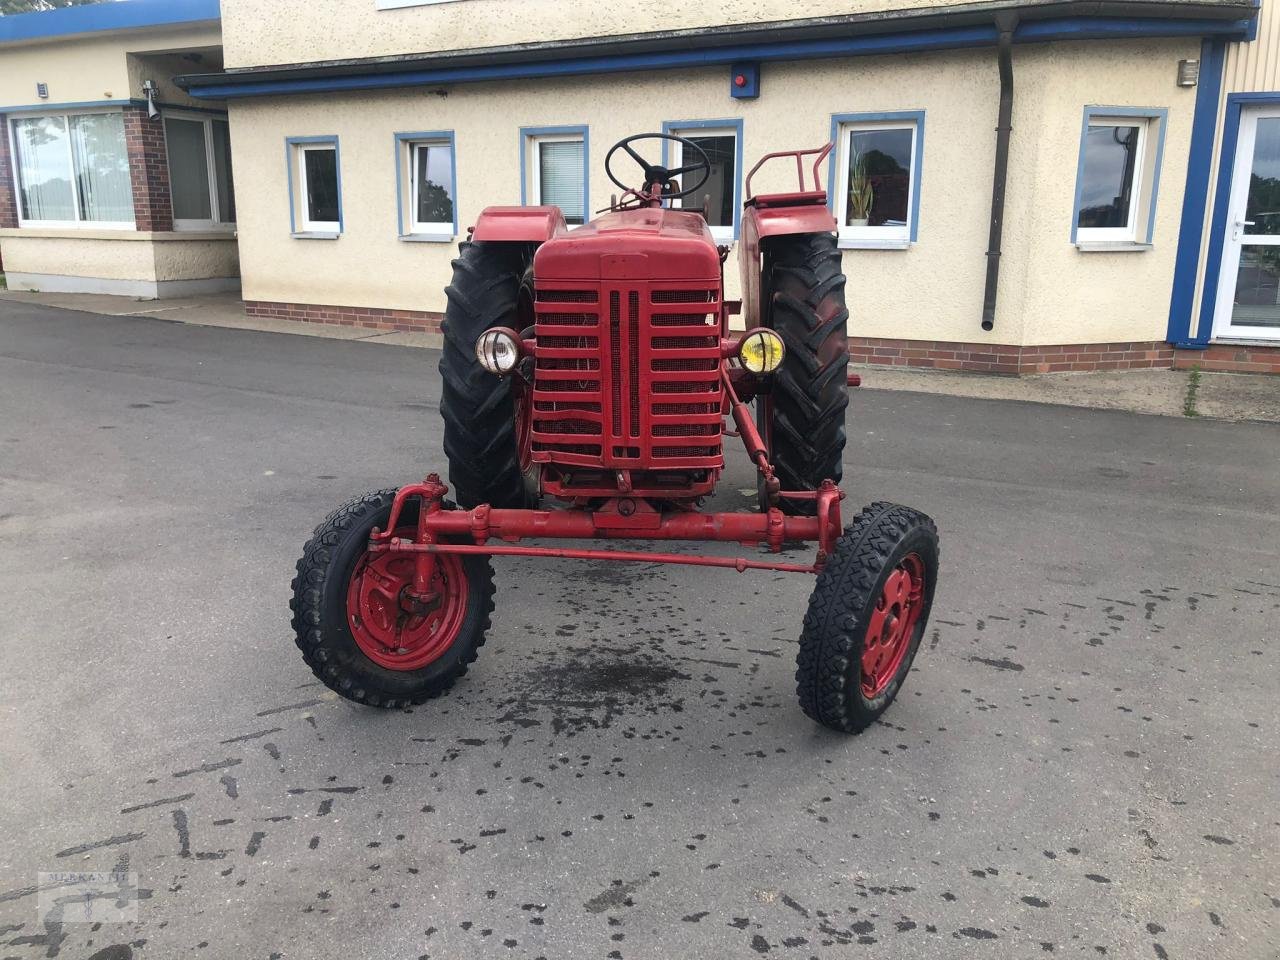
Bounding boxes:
1183 365 1202 418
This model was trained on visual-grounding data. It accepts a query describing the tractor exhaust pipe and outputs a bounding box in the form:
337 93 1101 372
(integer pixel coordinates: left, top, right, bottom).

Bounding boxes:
981 13 1017 332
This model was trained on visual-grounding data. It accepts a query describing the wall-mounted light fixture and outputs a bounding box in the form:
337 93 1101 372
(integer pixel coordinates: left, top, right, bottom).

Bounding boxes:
35 82 49 99
142 78 160 119
1177 59 1200 87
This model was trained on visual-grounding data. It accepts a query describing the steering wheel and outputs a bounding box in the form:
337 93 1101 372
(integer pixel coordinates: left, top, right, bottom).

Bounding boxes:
605 133 711 201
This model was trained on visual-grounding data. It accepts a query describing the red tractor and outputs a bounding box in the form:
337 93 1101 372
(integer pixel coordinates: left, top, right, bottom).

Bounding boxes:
291 134 939 733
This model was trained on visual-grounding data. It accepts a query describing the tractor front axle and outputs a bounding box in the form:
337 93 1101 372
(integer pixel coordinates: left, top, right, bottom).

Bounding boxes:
371 474 844 578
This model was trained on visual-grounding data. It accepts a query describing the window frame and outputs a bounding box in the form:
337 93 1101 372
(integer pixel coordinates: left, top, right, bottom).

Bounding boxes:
285 135 343 237
661 118 744 243
520 125 589 227
1070 106 1167 249
164 110 235 232
6 106 135 230
828 111 924 249
394 130 457 242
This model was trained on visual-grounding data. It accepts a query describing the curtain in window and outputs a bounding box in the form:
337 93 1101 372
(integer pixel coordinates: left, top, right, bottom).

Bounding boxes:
538 140 584 224
69 113 133 223
166 117 212 222
12 116 76 221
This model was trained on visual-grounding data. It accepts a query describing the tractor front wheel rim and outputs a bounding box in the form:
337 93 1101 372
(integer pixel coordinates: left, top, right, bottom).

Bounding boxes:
860 553 926 698
346 532 468 671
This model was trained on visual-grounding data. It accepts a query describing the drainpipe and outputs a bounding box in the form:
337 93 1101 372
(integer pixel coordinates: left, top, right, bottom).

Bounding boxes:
981 13 1017 332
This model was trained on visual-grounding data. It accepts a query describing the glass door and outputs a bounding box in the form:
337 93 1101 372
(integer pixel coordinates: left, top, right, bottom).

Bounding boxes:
1214 107 1280 339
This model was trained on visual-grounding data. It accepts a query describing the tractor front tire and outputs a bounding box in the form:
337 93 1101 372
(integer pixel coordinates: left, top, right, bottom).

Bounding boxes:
290 489 496 708
796 502 939 733
758 232 849 515
439 240 538 509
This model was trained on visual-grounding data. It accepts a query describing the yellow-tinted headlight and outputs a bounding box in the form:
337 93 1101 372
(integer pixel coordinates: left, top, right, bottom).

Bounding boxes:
738 328 785 374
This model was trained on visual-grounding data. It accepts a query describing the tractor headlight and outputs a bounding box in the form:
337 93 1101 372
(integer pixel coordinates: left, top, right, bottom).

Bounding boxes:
738 328 785 374
475 327 521 375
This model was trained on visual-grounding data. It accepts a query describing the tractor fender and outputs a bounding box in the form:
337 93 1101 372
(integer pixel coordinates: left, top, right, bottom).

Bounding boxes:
471 205 568 243
738 201 838 329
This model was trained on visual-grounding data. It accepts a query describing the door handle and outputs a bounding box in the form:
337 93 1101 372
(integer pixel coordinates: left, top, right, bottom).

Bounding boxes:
1234 219 1256 239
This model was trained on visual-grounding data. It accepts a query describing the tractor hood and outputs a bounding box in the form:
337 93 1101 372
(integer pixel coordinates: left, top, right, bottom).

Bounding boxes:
534 207 721 282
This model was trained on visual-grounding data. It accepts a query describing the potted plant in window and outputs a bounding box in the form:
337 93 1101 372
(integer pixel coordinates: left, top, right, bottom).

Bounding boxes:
847 147 874 227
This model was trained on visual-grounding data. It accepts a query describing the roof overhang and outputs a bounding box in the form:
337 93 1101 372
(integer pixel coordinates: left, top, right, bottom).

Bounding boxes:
0 0 221 48
175 0 1257 100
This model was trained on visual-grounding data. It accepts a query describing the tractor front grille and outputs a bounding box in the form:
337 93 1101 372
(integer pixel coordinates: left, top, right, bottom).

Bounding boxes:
531 282 723 469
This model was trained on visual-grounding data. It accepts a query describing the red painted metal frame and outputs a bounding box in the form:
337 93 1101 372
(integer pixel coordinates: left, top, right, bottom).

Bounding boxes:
371 472 843 580
738 144 839 330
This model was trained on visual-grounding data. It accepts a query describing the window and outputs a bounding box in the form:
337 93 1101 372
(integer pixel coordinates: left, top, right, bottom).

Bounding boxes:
522 127 587 226
830 112 923 247
1071 108 1166 246
9 111 134 228
665 121 742 243
395 132 456 240
287 137 342 236
165 114 236 229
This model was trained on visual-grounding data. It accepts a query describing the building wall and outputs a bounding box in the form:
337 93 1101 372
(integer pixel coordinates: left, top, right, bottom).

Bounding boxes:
0 230 239 294
227 37 1197 348
218 0 1238 68
0 25 221 108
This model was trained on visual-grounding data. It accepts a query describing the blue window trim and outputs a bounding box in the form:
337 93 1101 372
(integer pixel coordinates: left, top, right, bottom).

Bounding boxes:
1189 90 1280 347
0 0 219 45
659 118 744 240
285 135 343 235
827 110 925 243
519 125 589 220
1069 105 1168 245
1166 38 1227 346
393 130 458 241
181 17 1255 101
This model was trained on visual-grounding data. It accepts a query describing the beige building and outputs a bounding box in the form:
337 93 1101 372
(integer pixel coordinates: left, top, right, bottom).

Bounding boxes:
3 0 1278 373
0 0 237 297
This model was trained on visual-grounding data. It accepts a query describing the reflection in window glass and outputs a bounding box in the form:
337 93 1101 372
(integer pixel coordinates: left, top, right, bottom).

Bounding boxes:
166 117 212 222
844 127 912 228
413 142 454 228
1244 117 1280 237
12 116 75 221
675 133 735 228
211 120 236 224
69 113 133 223
303 147 340 225
1077 124 1139 230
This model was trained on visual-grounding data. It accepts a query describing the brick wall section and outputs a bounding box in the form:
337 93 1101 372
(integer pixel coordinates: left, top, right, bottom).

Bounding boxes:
1173 342 1280 374
123 106 172 232
245 300 445 334
0 113 19 229
849 337 1176 375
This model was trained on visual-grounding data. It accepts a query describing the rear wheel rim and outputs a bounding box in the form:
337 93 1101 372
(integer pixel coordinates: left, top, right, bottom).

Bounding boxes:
860 553 926 698
346 528 469 671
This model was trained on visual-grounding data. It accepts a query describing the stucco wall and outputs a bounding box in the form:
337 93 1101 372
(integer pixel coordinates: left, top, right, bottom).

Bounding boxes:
219 0 1236 69
0 25 222 109
0 231 239 282
152 236 240 281
226 37 1197 346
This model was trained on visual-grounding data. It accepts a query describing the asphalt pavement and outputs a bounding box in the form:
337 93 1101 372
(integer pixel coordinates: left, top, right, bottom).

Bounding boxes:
1 300 1277 959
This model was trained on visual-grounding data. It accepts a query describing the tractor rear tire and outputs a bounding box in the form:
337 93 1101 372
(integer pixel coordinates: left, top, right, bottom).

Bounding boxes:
439 240 538 509
290 489 496 708
757 232 849 515
796 502 939 733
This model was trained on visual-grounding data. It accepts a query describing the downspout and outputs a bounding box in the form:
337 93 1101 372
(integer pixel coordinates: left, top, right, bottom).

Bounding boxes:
981 13 1017 331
